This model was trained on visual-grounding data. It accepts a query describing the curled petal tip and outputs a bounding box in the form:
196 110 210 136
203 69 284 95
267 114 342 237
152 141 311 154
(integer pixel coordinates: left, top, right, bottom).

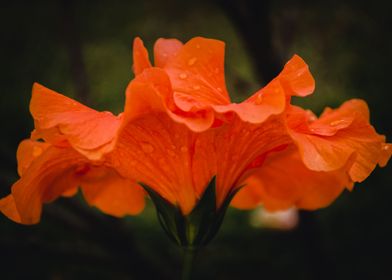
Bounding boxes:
379 143 392 167
133 37 152 75
0 195 23 224
280 54 315 97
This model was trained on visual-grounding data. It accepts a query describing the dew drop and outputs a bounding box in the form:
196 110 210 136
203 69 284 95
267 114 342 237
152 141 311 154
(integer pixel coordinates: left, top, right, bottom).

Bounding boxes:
188 57 197 66
383 145 390 151
193 85 201 90
167 149 176 157
179 73 188 79
32 146 43 157
217 87 223 92
196 44 201 49
329 120 346 126
141 143 154 153
241 129 250 136
255 94 263 105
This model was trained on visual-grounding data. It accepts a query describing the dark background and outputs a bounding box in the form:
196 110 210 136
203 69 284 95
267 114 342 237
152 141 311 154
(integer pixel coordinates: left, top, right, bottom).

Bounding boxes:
0 0 391 279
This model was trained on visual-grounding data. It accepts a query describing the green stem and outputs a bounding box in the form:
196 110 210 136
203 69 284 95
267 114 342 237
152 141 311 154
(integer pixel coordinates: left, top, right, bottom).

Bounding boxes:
182 247 196 280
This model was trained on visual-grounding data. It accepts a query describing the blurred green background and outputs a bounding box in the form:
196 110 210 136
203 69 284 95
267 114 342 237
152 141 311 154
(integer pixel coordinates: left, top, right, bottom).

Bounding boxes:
1 0 391 279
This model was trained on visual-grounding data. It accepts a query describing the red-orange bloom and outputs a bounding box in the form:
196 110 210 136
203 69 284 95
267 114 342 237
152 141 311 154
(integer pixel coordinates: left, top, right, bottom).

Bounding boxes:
127 37 390 215
112 65 292 215
0 36 390 239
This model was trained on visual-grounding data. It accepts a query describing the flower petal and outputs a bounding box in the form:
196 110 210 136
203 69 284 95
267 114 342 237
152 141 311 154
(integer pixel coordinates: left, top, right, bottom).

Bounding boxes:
288 99 390 182
164 37 230 106
231 147 352 211
30 83 122 160
154 38 183 68
109 112 216 215
379 143 392 167
1 139 145 224
124 67 172 121
81 167 145 217
133 37 152 75
213 54 313 124
0 195 22 223
214 116 291 207
16 139 50 176
125 67 214 132
279 54 315 97
213 79 286 124
0 145 84 224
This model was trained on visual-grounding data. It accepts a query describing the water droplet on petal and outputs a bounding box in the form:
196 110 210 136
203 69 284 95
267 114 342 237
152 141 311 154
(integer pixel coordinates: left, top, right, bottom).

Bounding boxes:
179 73 188 79
188 57 197 66
241 129 250 136
383 145 390 151
193 85 201 90
329 120 346 126
217 87 223 92
255 94 263 105
196 44 201 49
167 149 176 157
141 143 154 153
33 146 43 157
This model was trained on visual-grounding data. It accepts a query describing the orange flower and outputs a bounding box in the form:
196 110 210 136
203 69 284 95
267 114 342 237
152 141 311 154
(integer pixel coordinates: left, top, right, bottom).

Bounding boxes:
125 38 390 220
0 37 390 249
112 66 291 216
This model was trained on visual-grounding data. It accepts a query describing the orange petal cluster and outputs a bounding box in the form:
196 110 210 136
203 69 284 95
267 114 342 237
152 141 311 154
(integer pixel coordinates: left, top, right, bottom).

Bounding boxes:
0 85 145 224
1 37 390 224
